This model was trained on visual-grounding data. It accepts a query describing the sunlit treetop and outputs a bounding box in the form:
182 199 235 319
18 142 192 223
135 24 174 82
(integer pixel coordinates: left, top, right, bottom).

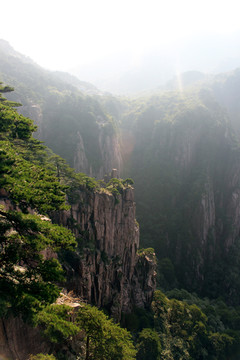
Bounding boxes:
0 81 22 107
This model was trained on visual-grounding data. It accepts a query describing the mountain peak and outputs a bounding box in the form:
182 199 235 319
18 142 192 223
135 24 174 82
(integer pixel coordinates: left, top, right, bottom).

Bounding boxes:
0 39 36 66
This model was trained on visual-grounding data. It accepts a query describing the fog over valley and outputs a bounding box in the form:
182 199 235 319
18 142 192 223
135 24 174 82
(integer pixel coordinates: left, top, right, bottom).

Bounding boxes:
1 1 240 359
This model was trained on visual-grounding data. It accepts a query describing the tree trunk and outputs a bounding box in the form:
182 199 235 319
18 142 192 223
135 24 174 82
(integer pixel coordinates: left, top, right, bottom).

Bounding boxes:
85 335 90 360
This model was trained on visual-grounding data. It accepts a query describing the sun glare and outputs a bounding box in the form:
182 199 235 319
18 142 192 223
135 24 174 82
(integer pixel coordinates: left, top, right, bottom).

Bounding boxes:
0 0 240 71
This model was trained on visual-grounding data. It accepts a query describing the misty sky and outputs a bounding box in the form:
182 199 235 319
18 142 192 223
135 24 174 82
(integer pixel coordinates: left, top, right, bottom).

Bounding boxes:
1 0 240 91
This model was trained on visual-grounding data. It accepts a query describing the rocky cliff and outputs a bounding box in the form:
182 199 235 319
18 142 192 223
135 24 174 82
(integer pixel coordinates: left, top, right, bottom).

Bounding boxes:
57 185 156 319
73 126 122 179
0 183 156 320
17 101 123 179
0 183 156 359
119 92 240 301
0 317 50 360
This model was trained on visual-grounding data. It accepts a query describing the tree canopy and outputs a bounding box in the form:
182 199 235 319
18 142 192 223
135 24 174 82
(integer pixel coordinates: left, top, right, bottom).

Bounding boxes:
0 83 76 319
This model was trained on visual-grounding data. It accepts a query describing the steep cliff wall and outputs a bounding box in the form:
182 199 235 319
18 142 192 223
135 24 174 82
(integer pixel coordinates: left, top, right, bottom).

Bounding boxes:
17 101 122 179
57 186 156 319
0 185 155 320
73 127 122 179
120 93 240 301
0 317 50 360
0 185 156 359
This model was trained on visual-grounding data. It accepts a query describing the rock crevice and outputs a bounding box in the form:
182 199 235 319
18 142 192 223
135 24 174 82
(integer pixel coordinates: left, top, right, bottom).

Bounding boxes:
58 186 156 319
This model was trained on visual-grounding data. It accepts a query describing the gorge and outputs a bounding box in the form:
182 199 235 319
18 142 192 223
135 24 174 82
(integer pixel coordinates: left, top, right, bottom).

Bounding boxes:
1 40 240 359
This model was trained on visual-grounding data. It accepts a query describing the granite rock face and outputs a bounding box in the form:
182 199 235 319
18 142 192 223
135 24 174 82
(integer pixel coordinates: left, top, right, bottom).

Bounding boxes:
0 185 156 358
17 102 122 180
0 317 50 360
73 127 122 179
57 186 156 319
0 185 156 320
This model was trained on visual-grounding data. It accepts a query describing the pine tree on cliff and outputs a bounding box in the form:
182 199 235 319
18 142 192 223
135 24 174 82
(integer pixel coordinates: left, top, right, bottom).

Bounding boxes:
0 82 136 360
0 82 76 319
0 81 21 107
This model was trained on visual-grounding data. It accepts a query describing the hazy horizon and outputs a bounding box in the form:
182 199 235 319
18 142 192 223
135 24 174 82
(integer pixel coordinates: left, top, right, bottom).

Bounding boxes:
1 0 240 93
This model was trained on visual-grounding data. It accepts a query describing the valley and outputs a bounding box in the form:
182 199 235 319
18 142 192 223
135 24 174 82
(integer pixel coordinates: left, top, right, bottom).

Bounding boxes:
1 40 240 359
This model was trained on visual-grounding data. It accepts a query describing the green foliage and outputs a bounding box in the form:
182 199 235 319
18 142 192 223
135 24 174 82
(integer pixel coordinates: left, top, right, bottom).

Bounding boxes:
150 290 237 360
0 142 68 214
105 178 133 204
0 104 36 139
0 84 36 139
120 88 240 309
106 178 124 196
165 287 240 357
0 81 21 107
0 82 76 320
0 45 117 172
77 304 136 360
0 85 137 358
36 305 79 344
0 95 69 215
0 208 76 319
2 54 240 360
29 354 56 360
35 303 136 360
45 154 101 207
76 173 99 191
137 248 157 263
121 307 154 332
209 332 234 359
122 178 134 186
136 328 161 360
158 258 177 289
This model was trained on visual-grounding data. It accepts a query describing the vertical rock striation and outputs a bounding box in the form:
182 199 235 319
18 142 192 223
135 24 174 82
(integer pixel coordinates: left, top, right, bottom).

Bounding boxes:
73 126 122 179
57 186 156 319
0 317 50 360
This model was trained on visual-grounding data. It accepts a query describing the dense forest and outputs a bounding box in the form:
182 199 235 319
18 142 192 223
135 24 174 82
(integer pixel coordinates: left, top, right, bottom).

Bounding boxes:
1 40 240 359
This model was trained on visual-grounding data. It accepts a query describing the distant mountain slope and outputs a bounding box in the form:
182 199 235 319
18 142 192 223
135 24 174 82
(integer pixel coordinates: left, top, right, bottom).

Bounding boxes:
52 70 100 94
164 71 209 90
110 84 240 304
210 68 240 133
0 40 122 177
70 31 240 94
3 39 240 307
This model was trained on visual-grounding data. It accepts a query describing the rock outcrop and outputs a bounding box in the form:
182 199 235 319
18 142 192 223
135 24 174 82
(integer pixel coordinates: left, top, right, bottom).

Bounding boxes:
120 93 240 300
17 103 122 179
0 317 50 360
57 186 156 319
0 184 156 358
73 127 122 179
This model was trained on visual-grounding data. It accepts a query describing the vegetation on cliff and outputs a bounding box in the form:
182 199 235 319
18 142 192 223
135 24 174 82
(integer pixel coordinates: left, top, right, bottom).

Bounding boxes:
0 84 77 320
117 88 240 305
122 289 240 359
2 39 240 359
0 84 136 359
0 41 118 176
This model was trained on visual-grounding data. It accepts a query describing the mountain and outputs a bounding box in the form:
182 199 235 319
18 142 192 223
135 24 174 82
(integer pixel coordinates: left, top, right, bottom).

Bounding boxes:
119 90 240 299
164 70 209 90
95 71 240 308
1 41 240 359
0 81 155 359
0 39 122 178
2 40 240 304
51 70 100 94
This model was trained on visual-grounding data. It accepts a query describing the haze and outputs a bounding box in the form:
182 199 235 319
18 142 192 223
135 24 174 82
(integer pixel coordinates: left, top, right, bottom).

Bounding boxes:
1 0 240 93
